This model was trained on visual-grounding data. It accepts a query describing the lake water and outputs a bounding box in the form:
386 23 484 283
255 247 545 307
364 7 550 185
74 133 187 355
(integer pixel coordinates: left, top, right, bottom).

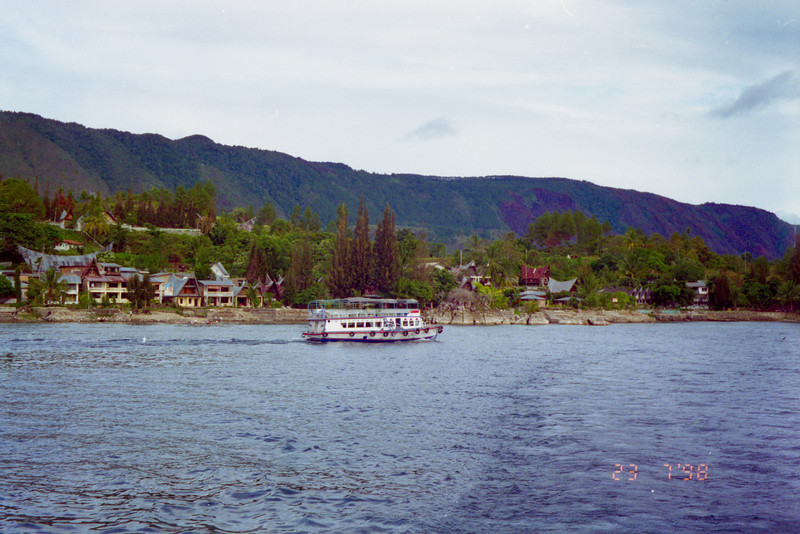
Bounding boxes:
1 322 799 533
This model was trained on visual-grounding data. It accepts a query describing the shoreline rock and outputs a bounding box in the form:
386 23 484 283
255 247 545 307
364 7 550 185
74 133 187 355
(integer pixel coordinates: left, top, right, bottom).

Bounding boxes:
0 306 308 325
424 306 799 326
0 306 797 325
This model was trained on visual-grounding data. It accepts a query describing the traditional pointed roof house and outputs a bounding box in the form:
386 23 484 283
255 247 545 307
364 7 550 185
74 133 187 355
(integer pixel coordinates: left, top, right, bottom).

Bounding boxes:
548 277 578 294
237 217 256 232
520 265 550 287
518 289 548 306
233 281 250 307
261 273 284 300
210 261 230 281
81 259 128 303
630 287 653 306
54 209 73 229
163 275 203 307
453 260 491 290
18 245 99 274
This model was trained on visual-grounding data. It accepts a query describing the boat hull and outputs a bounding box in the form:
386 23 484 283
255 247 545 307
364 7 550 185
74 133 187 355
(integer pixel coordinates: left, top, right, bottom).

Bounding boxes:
303 327 442 343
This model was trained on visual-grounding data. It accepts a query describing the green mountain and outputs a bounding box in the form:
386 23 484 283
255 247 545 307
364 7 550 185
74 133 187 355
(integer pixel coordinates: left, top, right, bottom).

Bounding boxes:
0 110 793 259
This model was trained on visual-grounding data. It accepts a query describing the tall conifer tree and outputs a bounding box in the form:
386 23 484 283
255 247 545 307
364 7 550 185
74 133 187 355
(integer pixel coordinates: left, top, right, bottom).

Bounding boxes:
285 233 313 304
374 203 400 295
328 203 351 298
351 195 372 294
246 238 265 283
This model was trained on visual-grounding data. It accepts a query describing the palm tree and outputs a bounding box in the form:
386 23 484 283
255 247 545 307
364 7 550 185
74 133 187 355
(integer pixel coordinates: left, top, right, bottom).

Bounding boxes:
623 227 644 251
37 268 68 306
246 286 260 307
82 203 109 244
578 273 600 300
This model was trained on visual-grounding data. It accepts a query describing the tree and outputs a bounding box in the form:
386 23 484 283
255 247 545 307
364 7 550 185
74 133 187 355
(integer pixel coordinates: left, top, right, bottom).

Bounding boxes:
399 229 426 268
246 286 260 307
108 222 129 253
32 268 68 306
303 206 321 232
373 203 400 294
14 265 22 301
82 201 110 244
256 201 277 227
351 195 371 293
194 245 214 280
652 283 683 308
284 233 313 304
327 203 351 298
530 212 554 248
555 211 577 244
623 227 645 251
789 237 800 284
578 273 600 300
673 257 704 282
0 178 45 218
0 275 13 298
245 238 267 283
433 268 456 302
126 273 156 310
777 280 800 312
485 233 521 288
709 269 733 310
290 205 302 228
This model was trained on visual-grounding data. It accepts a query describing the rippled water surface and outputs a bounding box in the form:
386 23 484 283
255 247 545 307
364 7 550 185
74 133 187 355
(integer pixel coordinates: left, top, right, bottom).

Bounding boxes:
1 322 799 532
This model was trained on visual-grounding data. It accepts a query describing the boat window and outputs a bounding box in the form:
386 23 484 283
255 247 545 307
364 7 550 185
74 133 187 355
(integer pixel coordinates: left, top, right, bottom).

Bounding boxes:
365 321 372 328
348 322 355 328
356 321 364 328
402 319 408 327
376 321 382 328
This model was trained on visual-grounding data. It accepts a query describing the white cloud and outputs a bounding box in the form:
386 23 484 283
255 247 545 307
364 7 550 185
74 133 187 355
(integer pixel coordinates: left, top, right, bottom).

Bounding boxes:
403 117 458 142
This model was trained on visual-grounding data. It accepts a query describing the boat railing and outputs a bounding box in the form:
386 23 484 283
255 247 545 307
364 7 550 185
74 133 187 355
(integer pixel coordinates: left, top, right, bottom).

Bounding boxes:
309 308 417 319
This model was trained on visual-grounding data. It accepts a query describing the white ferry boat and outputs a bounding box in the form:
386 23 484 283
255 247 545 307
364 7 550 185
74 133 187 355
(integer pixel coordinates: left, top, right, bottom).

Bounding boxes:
302 297 443 342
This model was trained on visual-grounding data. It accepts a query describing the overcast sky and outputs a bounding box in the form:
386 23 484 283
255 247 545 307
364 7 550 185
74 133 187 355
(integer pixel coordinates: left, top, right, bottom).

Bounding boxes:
2 1 799 221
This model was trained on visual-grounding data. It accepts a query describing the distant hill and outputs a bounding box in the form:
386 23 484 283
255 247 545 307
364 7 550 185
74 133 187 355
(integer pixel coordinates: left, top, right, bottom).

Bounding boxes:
0 110 794 259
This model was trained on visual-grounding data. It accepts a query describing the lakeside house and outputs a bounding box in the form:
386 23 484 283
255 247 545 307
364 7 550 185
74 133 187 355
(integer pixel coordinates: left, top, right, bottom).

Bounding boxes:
201 278 236 307
54 239 83 252
81 259 129 304
601 286 653 306
452 261 491 291
14 245 297 309
162 275 203 308
685 280 709 308
519 289 548 306
520 265 550 287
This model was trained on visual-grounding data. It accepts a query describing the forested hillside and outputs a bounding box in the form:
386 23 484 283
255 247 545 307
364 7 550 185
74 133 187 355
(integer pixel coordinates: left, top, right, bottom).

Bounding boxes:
0 110 793 259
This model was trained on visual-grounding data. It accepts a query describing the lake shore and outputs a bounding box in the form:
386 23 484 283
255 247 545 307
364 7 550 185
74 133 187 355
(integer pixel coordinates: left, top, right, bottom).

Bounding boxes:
1 306 797 325
426 306 800 325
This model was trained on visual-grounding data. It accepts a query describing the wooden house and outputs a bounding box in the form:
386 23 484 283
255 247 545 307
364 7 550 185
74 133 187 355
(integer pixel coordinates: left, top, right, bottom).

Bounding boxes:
520 265 550 287
201 278 236 307
163 275 203 307
81 259 128 303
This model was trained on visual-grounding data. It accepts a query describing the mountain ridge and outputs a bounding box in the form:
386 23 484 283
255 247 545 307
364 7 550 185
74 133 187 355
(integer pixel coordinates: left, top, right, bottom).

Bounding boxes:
0 110 793 259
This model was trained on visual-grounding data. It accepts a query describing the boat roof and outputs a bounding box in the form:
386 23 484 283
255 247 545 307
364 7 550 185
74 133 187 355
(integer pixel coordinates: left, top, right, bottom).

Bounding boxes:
309 297 419 309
